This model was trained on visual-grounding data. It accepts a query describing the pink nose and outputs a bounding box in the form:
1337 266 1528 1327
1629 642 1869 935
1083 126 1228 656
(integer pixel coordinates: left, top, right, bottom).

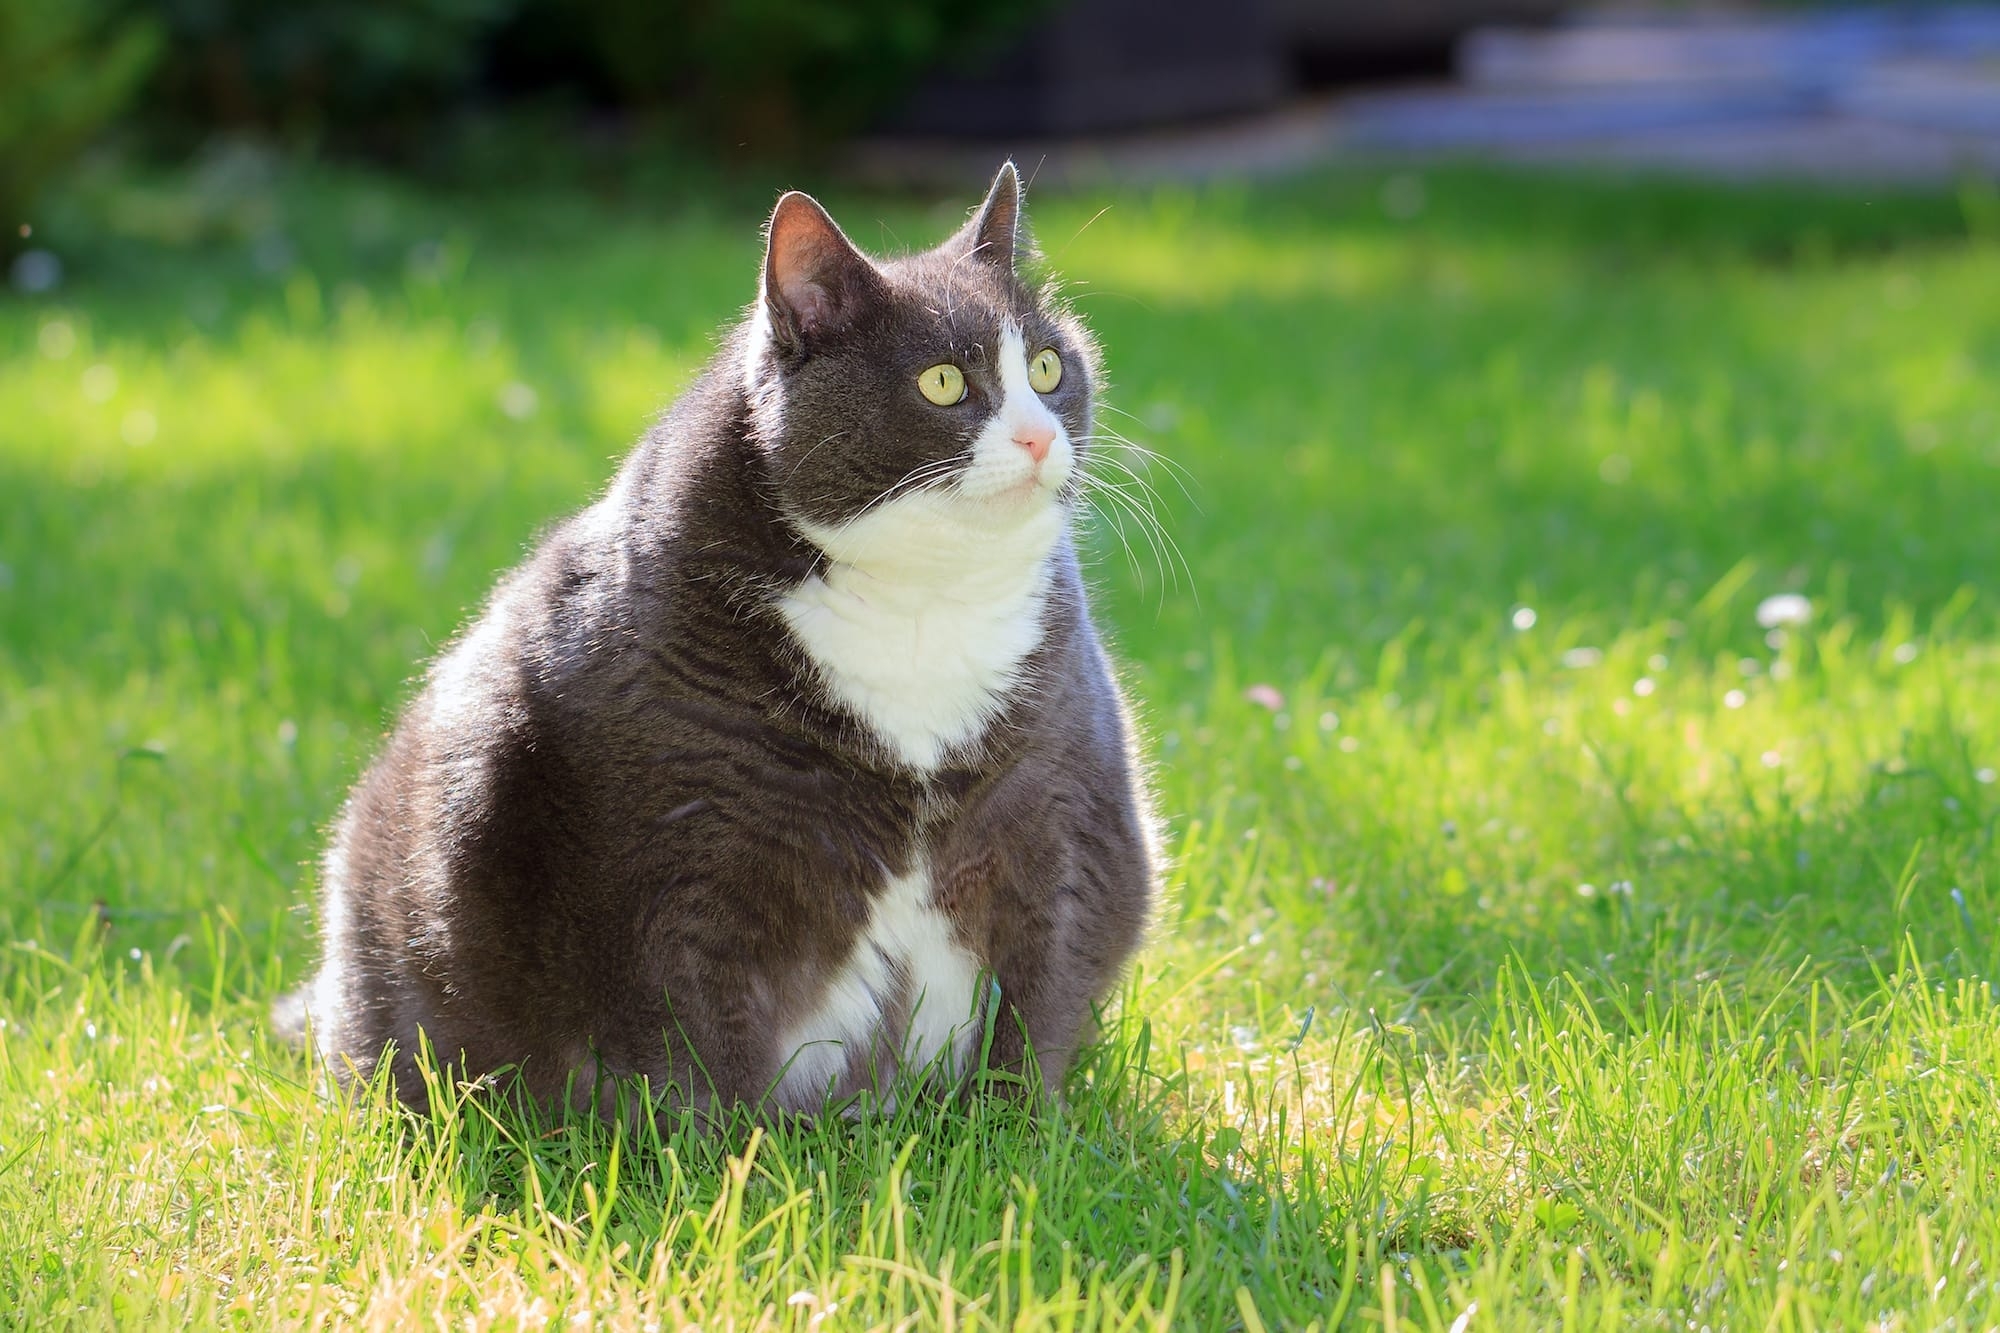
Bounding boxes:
1014 424 1054 463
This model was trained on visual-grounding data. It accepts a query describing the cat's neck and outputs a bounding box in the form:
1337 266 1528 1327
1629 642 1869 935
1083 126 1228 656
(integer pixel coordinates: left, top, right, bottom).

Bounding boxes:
779 495 1066 772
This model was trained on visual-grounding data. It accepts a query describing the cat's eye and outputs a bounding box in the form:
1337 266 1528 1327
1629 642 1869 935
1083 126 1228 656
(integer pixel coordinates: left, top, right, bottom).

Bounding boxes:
1028 347 1063 394
918 363 966 406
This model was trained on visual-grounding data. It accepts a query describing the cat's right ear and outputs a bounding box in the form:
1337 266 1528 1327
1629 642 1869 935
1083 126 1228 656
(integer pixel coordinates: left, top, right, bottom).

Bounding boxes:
761 192 882 355
957 160 1023 273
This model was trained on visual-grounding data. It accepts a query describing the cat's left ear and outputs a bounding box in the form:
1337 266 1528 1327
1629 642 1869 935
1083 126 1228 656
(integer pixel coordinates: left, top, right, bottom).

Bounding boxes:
955 161 1023 273
762 190 884 354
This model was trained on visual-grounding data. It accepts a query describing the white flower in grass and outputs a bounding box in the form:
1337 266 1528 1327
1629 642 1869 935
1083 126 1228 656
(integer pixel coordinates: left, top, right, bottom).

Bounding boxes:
1755 593 1812 629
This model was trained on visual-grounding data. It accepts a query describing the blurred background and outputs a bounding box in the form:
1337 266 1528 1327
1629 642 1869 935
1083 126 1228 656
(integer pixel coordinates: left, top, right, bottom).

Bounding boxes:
9 0 2000 279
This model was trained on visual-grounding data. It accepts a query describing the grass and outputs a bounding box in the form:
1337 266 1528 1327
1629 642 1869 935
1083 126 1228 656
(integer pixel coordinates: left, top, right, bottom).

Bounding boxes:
4 156 2000 1327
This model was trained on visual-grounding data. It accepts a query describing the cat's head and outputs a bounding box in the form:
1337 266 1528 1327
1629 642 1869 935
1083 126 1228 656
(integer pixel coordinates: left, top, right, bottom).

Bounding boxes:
743 163 1097 567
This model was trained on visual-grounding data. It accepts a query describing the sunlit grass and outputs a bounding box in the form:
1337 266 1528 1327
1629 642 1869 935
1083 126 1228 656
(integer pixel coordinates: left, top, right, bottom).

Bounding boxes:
4 161 1999 1327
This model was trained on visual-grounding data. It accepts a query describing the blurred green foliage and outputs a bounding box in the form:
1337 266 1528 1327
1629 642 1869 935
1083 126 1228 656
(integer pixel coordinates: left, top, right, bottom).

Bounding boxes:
561 0 1037 149
140 0 514 142
0 0 160 247
126 0 1037 155
11 0 1035 234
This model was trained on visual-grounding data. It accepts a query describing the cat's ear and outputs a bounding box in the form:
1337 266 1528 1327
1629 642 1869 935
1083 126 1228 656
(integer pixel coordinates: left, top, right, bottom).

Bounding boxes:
955 161 1023 273
761 191 882 352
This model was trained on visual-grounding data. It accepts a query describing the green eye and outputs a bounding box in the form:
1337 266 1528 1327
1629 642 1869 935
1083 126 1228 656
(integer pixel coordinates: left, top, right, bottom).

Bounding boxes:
918 363 966 406
1028 347 1063 393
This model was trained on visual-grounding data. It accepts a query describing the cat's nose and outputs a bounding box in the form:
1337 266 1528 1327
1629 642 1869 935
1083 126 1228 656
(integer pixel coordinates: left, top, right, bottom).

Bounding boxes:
1013 423 1054 463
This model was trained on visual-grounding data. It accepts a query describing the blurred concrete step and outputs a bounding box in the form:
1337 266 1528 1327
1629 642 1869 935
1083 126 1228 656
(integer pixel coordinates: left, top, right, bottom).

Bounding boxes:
1841 57 2000 135
1340 86 1807 148
1462 6 2000 95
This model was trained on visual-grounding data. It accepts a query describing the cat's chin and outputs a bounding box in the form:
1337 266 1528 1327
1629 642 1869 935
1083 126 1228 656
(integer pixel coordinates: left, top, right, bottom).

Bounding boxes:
953 457 1074 515
951 477 1068 528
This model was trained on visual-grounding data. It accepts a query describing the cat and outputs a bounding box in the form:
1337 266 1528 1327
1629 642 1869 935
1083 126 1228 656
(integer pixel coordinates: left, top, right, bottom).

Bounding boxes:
281 163 1157 1121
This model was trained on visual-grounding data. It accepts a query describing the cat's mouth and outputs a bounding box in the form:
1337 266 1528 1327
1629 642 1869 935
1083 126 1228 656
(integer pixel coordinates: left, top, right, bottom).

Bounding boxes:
950 452 1074 511
950 474 1062 517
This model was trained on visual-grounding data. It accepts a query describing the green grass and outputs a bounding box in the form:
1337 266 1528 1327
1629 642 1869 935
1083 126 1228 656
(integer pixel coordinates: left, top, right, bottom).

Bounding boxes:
5 159 2000 1328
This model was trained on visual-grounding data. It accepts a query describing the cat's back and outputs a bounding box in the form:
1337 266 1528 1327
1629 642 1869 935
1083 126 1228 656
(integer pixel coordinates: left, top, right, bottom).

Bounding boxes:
390 359 763 776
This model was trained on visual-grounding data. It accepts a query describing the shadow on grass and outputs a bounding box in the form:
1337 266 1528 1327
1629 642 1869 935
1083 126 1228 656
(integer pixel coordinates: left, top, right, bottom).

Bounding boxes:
345 1011 1453 1327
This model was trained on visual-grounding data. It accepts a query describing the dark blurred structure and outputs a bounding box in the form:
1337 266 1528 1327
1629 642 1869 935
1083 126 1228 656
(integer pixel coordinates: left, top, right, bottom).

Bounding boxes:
856 4 2000 188
893 0 1287 137
892 0 1567 135
1279 0 1568 83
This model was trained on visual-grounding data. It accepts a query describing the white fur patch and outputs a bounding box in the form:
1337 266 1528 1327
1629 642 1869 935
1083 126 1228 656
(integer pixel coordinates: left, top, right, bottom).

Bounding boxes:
779 326 1072 771
306 840 351 1066
772 860 982 1110
427 598 513 732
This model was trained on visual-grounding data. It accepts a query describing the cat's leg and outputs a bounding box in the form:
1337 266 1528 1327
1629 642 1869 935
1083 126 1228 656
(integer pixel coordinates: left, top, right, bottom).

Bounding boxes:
945 770 1152 1106
979 858 1146 1104
979 933 1091 1102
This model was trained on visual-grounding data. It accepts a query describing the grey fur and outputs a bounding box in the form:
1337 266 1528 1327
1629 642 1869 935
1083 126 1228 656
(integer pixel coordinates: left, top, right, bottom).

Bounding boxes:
284 164 1157 1118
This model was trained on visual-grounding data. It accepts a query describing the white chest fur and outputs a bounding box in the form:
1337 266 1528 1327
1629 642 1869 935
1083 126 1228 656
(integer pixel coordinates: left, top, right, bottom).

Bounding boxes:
772 860 983 1110
777 326 1072 772
778 501 1057 771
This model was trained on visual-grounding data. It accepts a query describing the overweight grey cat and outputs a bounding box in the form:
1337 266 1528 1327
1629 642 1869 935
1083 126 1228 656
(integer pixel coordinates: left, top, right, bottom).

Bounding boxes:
282 163 1157 1120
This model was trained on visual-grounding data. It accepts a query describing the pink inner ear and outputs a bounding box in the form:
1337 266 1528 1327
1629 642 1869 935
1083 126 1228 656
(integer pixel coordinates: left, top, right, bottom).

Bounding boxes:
769 206 849 338
782 273 838 336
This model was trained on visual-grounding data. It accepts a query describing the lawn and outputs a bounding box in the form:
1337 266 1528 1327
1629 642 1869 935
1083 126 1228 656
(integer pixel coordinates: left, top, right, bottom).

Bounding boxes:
4 158 1999 1328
